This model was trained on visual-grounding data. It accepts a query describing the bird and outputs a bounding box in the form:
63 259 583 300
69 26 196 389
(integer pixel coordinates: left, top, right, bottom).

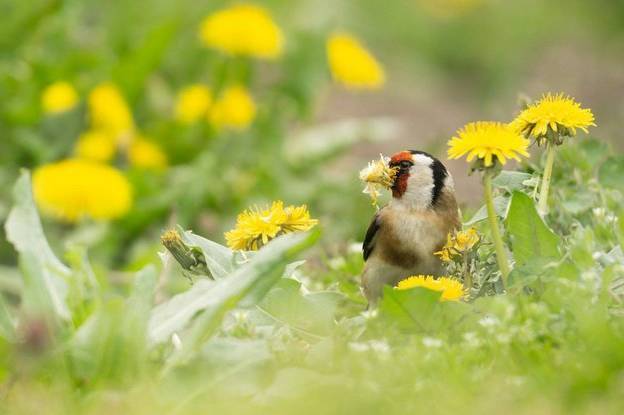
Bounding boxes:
361 150 460 305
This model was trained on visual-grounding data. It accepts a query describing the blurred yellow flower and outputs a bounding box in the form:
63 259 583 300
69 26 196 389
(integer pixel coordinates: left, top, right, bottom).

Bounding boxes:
74 130 116 162
33 159 132 222
225 201 318 251
209 86 256 130
448 121 530 167
41 81 78 114
88 83 134 141
395 275 464 301
174 84 213 123
327 33 385 90
434 228 480 262
128 137 168 170
199 4 284 59
510 93 595 141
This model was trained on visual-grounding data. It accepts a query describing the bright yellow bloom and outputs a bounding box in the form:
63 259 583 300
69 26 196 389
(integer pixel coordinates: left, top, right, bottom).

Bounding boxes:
395 275 465 301
359 155 398 206
74 130 116 162
225 201 318 251
327 33 385 90
209 86 256 130
128 137 168 170
510 93 595 141
41 81 78 114
88 83 134 141
33 159 132 222
199 4 284 59
448 121 530 167
174 84 213 123
434 228 480 262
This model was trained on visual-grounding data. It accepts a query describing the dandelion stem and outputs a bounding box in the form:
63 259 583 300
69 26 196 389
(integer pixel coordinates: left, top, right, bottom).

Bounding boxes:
538 142 556 216
483 170 510 285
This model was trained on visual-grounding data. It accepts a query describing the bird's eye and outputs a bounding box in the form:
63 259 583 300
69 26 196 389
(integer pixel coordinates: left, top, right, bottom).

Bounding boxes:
399 160 412 168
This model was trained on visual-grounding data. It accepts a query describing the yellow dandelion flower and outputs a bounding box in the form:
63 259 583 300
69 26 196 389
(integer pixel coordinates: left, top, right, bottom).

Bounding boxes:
453 228 480 252
41 81 78 114
434 228 480 262
209 86 256 130
74 130 116 162
510 93 595 141
434 234 454 262
225 201 318 251
174 84 213 124
282 204 319 232
359 155 398 206
128 137 168 170
199 4 284 59
448 121 530 167
327 33 385 90
33 159 132 222
88 83 134 141
395 275 465 301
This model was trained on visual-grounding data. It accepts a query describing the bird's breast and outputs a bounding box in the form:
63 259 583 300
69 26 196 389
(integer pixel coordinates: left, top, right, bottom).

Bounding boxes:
377 208 448 269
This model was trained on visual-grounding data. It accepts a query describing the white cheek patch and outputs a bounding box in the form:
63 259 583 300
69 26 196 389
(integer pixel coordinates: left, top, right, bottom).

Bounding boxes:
394 154 435 210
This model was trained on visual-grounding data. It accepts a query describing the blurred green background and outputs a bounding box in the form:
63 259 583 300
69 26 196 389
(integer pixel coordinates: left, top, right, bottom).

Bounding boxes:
1 0 623 269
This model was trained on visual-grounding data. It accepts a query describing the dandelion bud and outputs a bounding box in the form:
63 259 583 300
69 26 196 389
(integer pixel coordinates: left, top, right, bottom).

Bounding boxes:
161 229 209 277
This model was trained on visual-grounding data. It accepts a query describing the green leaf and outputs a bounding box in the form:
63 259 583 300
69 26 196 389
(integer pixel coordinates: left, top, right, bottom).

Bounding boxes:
257 278 343 337
5 171 71 320
149 230 319 346
379 286 441 331
0 293 16 341
379 286 467 332
492 171 533 193
599 156 624 192
182 229 234 279
505 191 560 266
465 196 509 226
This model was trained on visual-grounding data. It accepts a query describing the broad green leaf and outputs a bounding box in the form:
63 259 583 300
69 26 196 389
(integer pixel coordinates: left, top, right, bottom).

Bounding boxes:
599 156 624 192
379 286 467 332
492 171 533 193
5 171 70 320
148 279 216 344
149 230 319 345
257 278 343 337
465 196 509 226
183 229 234 279
505 191 560 266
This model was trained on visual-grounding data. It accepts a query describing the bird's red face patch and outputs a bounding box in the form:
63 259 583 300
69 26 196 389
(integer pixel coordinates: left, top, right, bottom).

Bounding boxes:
390 151 413 165
389 151 413 198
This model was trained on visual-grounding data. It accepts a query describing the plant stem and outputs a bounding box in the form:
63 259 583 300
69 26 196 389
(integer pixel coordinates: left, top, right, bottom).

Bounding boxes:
483 170 510 285
538 142 556 215
462 254 471 295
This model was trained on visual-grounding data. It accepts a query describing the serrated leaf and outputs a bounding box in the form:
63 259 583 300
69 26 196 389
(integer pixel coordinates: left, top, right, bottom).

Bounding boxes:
505 191 560 266
4 171 70 320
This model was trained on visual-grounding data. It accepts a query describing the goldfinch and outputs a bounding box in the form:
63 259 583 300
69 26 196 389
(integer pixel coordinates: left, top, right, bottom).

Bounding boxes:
361 150 460 305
